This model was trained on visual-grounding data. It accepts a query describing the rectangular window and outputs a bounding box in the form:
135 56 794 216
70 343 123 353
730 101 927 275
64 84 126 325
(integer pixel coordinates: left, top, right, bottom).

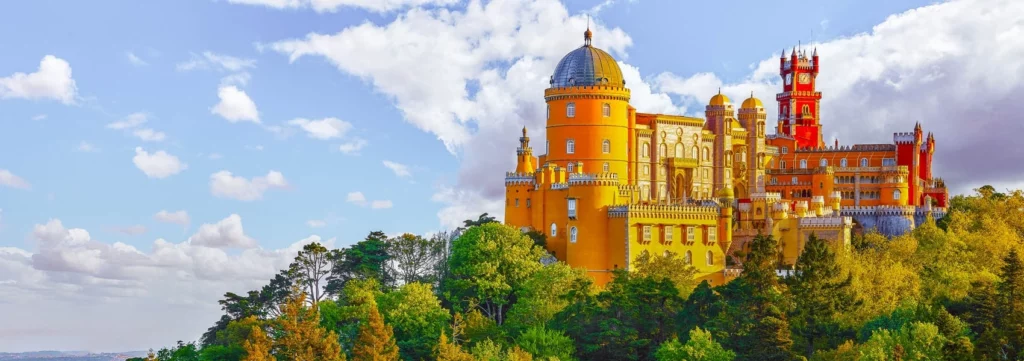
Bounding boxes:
568 198 577 218
526 199 531 208
708 226 717 243
642 225 651 243
515 198 519 207
663 225 673 244
687 226 695 243
882 158 896 166
782 146 788 154
603 162 610 172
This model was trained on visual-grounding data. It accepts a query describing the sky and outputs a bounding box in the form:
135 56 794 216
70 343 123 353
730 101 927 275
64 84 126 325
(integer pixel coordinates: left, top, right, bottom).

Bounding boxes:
1 0 1022 352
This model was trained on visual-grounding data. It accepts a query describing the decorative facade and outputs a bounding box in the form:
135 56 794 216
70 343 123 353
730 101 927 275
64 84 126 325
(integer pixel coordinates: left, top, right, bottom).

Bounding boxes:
503 29 948 286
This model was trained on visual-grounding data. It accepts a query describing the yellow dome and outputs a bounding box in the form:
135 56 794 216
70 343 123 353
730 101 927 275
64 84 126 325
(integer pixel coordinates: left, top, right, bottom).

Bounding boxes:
717 187 734 198
709 91 731 106
741 94 763 109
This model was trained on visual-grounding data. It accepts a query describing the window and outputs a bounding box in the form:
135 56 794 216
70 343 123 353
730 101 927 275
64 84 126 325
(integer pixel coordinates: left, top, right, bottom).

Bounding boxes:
546 104 550 119
725 169 730 179
644 165 650 175
781 146 788 154
894 190 902 200
567 163 574 173
663 225 673 244
840 158 847 167
782 105 788 117
739 152 746 162
860 158 869 167
550 223 557 237
882 158 896 166
526 199 531 208
603 162 610 172
642 225 652 242
566 139 575 154
706 250 714 265
568 198 577 218
684 250 692 265
566 102 575 117
687 226 695 243
570 227 578 243
708 226 717 243
660 144 667 158
792 176 798 184
800 159 807 169
802 105 810 115
781 160 787 169
691 146 698 159
602 103 610 117
820 159 828 167
660 167 666 176
771 177 777 185
515 198 519 207
703 147 710 161
675 143 683 158
642 143 650 158
602 139 610 153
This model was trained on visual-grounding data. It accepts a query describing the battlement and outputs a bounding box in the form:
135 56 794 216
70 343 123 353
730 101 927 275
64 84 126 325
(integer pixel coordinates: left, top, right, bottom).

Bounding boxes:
894 132 916 144
551 183 569 190
568 172 619 186
543 84 631 101
608 203 720 220
841 205 916 216
830 191 842 199
773 202 789 211
738 202 752 212
834 166 906 174
767 134 795 141
811 196 825 203
750 192 782 202
505 172 536 186
799 216 853 228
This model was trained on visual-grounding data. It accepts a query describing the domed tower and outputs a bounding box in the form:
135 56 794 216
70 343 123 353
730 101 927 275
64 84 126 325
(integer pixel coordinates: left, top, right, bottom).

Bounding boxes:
739 93 767 196
545 27 631 182
706 90 735 197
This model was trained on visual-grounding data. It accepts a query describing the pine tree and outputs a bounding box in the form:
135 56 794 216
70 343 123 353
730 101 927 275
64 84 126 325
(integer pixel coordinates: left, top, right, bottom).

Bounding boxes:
435 334 475 361
241 326 275 361
352 302 400 361
276 291 346 361
997 249 1024 356
737 233 799 361
787 234 859 357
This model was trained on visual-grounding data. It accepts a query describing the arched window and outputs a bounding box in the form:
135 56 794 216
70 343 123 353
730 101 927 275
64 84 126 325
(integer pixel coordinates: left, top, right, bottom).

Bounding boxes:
840 158 847 167
566 102 575 118
894 190 902 200
550 223 557 237
602 103 611 117
603 162 609 172
660 144 667 158
739 152 746 162
802 105 810 115
782 105 788 117
703 147 710 161
568 163 574 172
860 158 868 167
642 143 650 158
643 165 650 175
570 227 578 243
684 251 692 265
602 139 610 154
691 146 698 159
800 159 807 169
706 250 714 265
820 159 828 167
675 143 683 158
566 139 575 154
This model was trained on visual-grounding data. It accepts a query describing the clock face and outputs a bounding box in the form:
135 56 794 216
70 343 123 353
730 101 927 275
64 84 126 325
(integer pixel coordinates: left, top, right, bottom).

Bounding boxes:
798 73 811 84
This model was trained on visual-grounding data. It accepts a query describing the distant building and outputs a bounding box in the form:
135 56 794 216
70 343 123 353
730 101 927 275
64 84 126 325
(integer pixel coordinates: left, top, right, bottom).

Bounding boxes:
503 28 948 286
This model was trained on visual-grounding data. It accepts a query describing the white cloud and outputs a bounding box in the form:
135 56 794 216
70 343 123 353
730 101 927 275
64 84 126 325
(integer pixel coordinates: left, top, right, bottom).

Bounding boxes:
132 128 166 142
132 147 187 179
177 51 256 72
212 85 260 123
0 55 78 104
126 51 147 66
0 169 31 190
153 210 190 228
346 191 367 205
106 112 148 130
76 141 98 152
209 170 288 201
31 114 46 121
382 160 411 178
189 214 256 249
288 117 352 140
370 200 393 209
228 0 457 13
306 220 327 228
220 72 252 87
338 137 368 155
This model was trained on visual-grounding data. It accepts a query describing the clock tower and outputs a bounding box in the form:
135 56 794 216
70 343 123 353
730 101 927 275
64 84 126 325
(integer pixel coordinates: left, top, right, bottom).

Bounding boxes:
777 46 822 149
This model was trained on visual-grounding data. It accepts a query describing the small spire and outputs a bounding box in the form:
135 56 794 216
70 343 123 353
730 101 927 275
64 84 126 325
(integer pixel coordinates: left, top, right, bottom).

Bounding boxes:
813 47 818 57
584 15 592 46
718 87 722 95
791 46 797 57
781 48 786 58
522 126 527 137
750 90 754 98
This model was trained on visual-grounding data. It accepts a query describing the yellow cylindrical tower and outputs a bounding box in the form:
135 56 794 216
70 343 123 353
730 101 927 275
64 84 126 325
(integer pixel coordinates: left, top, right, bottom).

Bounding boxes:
544 28 631 183
718 187 734 252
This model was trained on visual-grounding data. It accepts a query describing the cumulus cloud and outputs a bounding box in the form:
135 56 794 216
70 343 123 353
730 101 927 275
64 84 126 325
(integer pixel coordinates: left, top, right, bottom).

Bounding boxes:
188 214 256 249
288 117 352 140
153 210 190 228
209 170 288 201
212 85 260 123
346 191 367 205
338 138 368 155
382 160 411 178
227 0 458 13
345 191 391 210
0 55 78 104
132 128 166 142
177 51 256 72
132 147 187 179
0 169 31 190
126 51 147 66
107 112 149 130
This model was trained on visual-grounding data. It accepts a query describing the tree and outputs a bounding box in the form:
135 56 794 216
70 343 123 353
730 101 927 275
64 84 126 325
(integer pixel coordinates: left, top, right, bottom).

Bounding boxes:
435 334 475 361
444 223 546 324
505 262 590 334
241 326 275 361
462 213 498 229
275 291 346 361
730 233 798 361
352 302 401 361
377 282 450 361
787 234 859 357
633 250 699 298
328 232 393 294
997 249 1024 355
290 242 333 305
655 327 735 361
515 326 575 361
858 322 946 361
387 233 444 286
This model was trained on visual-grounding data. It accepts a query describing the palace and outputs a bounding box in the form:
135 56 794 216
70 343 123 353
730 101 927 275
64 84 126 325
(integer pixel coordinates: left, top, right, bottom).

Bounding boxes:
503 28 948 285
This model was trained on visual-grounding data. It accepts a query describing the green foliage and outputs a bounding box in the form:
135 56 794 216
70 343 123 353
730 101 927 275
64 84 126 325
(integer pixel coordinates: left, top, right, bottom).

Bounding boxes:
515 326 575 361
633 250 699 299
386 233 445 286
327 231 392 295
859 322 946 361
156 341 201 361
654 327 734 361
505 263 590 334
787 234 859 357
378 282 451 361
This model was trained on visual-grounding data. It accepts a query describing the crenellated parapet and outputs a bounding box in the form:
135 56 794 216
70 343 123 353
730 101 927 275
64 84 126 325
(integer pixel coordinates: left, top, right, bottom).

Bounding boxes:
894 132 916 144
841 205 917 216
608 203 720 220
738 202 752 213
799 216 852 228
568 172 620 186
543 85 631 102
751 192 782 202
505 172 536 186
551 183 569 190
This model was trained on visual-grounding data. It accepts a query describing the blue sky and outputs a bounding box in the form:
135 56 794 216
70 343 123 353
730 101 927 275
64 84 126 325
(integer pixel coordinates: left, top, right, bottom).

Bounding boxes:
2 0 1022 352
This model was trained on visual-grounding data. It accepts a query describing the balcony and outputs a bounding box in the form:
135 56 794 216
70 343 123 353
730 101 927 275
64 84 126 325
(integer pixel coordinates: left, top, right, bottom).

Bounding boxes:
667 157 699 169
